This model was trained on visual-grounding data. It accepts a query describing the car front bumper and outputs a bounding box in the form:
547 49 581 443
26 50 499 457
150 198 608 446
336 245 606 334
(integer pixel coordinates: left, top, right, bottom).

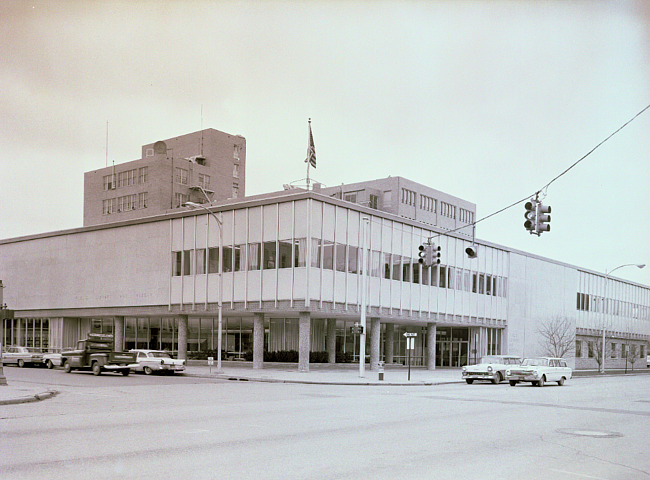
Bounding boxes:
507 373 539 382
462 372 498 380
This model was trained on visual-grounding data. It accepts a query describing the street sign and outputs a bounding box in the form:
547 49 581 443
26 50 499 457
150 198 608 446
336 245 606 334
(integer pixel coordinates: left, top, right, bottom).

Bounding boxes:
406 338 415 350
403 332 417 337
207 357 214 366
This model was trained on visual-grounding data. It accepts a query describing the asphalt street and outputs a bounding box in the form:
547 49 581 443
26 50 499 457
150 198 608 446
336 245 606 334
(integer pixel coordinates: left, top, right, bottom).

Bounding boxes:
1 368 649 480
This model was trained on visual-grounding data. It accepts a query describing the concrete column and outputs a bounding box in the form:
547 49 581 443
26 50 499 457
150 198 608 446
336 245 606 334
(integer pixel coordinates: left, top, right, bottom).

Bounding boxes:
385 323 395 364
370 318 380 371
426 322 437 371
113 316 125 351
253 313 264 369
177 315 188 361
298 312 311 372
327 318 337 363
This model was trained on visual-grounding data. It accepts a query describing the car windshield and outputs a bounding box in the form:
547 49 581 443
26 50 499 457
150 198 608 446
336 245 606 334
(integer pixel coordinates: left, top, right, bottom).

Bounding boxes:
521 358 549 366
480 356 503 364
150 351 171 358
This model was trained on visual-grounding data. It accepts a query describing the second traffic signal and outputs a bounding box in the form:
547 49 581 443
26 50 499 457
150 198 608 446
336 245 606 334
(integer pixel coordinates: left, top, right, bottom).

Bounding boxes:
536 203 551 233
429 243 441 266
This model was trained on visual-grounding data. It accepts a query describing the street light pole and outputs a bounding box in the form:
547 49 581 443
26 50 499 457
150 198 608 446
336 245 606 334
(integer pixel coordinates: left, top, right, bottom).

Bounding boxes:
600 263 645 374
359 216 369 378
184 199 224 374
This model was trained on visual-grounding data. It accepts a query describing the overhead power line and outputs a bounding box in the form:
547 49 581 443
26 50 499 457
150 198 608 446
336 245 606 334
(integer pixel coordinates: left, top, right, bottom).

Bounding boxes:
440 102 650 239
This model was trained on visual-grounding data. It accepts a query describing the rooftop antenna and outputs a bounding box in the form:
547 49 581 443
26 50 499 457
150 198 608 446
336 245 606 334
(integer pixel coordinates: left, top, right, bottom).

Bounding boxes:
105 121 109 167
200 105 204 156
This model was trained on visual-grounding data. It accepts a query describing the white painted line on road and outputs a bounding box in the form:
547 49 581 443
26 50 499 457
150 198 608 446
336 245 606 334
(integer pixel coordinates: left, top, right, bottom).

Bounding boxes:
548 468 609 479
185 429 211 434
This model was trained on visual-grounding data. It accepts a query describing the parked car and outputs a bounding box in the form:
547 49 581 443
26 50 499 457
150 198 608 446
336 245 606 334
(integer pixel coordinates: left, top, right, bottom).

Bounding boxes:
506 357 572 387
1 346 45 367
130 349 186 375
43 352 63 369
462 355 522 384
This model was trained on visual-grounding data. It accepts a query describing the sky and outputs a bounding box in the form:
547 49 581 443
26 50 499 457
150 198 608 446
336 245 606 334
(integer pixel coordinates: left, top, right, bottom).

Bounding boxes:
1 0 649 285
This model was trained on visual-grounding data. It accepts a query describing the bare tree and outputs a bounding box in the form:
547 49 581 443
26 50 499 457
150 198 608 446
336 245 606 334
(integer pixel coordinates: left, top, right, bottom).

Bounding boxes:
628 343 640 372
593 337 612 372
538 316 575 358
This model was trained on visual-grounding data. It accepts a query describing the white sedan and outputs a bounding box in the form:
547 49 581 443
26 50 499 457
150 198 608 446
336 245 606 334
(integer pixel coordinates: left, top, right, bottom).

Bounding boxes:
2 346 45 367
130 349 186 375
43 352 63 369
462 355 522 384
506 357 572 387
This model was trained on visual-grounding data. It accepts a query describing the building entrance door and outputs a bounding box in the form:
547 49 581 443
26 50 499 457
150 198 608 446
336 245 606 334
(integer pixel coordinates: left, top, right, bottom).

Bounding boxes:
436 327 470 367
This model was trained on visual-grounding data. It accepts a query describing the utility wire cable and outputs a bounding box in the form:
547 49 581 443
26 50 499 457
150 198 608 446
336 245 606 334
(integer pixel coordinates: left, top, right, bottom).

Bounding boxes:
540 102 650 192
430 102 650 241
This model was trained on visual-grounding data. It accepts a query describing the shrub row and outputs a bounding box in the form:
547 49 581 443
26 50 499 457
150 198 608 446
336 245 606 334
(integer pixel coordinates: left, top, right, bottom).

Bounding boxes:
188 350 356 363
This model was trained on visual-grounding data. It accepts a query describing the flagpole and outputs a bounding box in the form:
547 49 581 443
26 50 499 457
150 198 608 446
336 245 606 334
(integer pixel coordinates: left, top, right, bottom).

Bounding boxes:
306 118 311 190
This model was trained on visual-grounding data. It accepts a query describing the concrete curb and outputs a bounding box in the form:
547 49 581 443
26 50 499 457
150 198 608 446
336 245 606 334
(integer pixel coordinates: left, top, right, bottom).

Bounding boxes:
0 390 59 406
185 372 463 386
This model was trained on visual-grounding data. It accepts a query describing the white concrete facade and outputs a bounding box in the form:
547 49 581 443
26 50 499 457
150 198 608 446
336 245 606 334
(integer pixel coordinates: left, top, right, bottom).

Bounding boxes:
1 190 648 371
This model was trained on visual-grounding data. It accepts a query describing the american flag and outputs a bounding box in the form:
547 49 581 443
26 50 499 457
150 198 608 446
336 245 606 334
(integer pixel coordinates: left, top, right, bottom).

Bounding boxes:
305 121 316 168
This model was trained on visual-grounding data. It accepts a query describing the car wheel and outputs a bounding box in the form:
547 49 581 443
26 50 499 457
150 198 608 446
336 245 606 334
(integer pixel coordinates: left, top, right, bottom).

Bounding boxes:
64 361 72 373
17 359 25 368
46 360 54 369
143 366 153 375
121 369 130 376
558 377 565 386
509 381 517 386
465 379 474 384
492 372 502 385
92 362 102 376
538 376 545 387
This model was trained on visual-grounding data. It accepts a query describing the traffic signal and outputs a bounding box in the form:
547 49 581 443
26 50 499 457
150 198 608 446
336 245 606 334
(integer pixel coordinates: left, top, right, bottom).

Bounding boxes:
524 199 537 233
418 244 427 264
536 203 551 233
430 243 441 265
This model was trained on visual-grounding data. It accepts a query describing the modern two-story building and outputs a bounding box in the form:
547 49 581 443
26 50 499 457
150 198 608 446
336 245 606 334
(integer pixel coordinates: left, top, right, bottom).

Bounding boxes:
1 130 648 372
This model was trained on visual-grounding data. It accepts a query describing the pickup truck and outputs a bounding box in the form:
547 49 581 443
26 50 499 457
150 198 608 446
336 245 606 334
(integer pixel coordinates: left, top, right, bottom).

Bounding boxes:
61 333 136 376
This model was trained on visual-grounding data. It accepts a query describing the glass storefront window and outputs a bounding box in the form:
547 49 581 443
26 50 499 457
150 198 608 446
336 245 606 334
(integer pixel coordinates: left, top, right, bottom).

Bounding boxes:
199 317 213 351
188 317 200 352
137 318 149 349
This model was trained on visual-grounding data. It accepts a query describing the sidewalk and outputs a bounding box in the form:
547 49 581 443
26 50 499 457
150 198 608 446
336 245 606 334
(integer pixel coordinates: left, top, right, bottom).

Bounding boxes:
184 361 464 386
0 383 58 406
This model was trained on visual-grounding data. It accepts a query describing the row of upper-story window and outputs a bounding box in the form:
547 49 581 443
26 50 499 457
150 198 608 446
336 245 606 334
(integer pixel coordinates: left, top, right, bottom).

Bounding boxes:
171 240 507 297
146 143 243 160
341 192 380 210
576 339 645 359
401 188 474 223
103 193 148 215
576 292 649 320
104 167 148 190
174 164 239 187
